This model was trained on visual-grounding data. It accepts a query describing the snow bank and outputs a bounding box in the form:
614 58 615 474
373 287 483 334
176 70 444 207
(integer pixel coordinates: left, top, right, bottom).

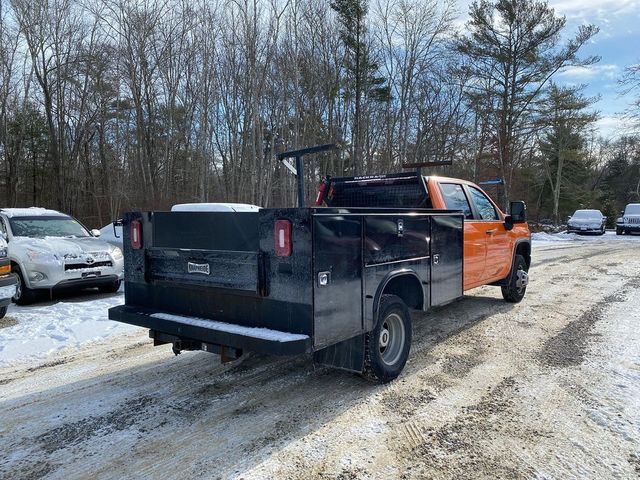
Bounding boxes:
532 231 640 243
0 289 137 366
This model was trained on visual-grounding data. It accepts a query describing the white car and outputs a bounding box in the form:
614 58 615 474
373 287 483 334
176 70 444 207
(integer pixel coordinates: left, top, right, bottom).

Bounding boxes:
170 202 260 212
566 209 606 235
0 208 124 304
99 222 123 249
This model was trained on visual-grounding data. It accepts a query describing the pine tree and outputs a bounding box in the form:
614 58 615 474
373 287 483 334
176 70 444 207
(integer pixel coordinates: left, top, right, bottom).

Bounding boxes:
538 84 598 223
456 0 598 208
331 0 390 174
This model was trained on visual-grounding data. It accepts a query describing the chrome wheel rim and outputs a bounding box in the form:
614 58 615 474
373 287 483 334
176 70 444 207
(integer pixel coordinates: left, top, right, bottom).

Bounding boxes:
515 268 529 294
379 313 405 366
13 274 22 300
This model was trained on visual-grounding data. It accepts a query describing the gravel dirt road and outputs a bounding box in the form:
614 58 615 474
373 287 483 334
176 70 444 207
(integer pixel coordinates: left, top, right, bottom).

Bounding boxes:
1 238 639 479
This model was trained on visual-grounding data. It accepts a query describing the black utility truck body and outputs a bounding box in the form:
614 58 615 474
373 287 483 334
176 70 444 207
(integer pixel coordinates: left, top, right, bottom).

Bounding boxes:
109 174 464 382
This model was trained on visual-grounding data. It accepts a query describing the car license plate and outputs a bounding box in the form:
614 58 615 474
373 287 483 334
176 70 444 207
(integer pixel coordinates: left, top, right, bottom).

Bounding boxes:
580 227 587 231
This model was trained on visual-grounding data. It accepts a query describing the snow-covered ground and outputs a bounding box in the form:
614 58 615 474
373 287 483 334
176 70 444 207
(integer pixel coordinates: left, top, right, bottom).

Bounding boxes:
532 230 640 243
1 239 639 479
0 288 133 366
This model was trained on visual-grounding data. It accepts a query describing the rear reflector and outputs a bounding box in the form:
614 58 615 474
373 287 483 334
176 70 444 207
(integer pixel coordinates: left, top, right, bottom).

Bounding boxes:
131 220 142 249
274 220 292 257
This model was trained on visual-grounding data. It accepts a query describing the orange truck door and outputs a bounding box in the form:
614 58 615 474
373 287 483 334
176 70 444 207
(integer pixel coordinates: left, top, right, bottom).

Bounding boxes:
466 185 512 282
437 182 486 288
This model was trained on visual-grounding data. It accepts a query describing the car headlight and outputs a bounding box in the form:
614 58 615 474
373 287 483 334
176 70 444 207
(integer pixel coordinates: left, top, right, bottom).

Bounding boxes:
109 245 123 260
0 247 7 258
616 218 623 224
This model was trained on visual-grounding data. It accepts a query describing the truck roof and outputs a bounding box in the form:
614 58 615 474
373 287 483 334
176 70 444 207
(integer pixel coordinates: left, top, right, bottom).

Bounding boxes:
425 175 478 186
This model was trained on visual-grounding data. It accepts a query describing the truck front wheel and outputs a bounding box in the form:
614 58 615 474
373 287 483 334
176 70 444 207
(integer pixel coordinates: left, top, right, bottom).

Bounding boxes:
501 254 528 303
363 294 412 383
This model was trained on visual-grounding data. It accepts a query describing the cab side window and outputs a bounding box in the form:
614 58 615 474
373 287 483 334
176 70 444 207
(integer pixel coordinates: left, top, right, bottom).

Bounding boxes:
440 183 473 219
468 187 499 221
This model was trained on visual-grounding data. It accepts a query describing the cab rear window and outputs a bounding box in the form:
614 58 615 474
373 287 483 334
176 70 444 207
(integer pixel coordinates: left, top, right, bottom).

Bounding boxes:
439 183 473 219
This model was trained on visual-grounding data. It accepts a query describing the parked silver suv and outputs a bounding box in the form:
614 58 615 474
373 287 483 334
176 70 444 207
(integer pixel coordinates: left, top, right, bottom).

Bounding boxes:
616 203 640 235
0 208 124 304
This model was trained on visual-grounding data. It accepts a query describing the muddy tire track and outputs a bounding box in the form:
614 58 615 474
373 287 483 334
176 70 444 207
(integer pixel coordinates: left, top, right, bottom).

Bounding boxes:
538 276 639 368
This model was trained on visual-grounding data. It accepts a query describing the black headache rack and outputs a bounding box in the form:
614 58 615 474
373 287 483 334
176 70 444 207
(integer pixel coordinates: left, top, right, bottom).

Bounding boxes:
323 172 431 208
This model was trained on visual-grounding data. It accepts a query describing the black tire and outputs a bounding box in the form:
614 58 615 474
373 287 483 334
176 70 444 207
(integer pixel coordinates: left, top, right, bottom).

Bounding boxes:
616 227 623 235
0 305 7 319
12 266 36 305
99 279 121 294
362 294 412 383
501 254 529 303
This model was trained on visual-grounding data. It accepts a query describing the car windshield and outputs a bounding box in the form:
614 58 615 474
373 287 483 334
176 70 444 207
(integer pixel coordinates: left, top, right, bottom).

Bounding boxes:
625 205 640 215
572 210 601 220
9 216 89 238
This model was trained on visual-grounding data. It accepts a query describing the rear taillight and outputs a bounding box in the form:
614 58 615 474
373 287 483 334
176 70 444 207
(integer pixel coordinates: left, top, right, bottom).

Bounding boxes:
131 220 142 250
274 220 292 257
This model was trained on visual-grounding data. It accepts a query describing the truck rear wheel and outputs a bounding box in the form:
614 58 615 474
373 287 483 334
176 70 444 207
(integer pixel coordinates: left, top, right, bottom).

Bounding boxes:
362 294 412 383
501 254 528 303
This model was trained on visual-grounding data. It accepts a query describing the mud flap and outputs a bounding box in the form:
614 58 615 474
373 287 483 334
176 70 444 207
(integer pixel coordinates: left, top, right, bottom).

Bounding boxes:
313 334 365 373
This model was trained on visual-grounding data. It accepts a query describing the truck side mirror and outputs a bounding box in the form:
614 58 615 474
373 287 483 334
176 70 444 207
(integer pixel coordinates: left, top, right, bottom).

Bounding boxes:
510 201 527 223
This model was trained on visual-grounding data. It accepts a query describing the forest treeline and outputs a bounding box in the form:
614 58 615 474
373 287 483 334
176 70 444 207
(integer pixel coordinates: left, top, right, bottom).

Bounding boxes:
0 0 639 227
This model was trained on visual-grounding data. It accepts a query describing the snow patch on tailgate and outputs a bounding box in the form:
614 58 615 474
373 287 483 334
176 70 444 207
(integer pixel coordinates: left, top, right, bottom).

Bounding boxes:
150 312 309 342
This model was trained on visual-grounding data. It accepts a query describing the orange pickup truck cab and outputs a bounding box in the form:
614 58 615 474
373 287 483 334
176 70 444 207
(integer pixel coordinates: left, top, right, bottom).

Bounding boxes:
426 176 531 297
322 172 531 303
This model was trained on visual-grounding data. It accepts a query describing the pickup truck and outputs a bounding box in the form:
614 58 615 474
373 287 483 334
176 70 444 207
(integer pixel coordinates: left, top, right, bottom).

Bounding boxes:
109 172 530 382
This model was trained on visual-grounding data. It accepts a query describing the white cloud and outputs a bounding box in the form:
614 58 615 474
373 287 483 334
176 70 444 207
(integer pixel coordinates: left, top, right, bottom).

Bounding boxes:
550 0 638 18
558 64 620 79
594 115 634 137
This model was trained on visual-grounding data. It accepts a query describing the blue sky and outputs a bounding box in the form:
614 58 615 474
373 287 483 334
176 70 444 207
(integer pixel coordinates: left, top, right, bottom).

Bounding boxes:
458 0 640 138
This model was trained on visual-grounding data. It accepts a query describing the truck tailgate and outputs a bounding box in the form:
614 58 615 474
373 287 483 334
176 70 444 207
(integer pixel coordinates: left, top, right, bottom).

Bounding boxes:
147 247 264 293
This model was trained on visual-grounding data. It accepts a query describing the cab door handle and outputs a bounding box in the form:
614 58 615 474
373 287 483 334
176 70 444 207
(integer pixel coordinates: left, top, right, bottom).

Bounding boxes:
486 229 495 235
